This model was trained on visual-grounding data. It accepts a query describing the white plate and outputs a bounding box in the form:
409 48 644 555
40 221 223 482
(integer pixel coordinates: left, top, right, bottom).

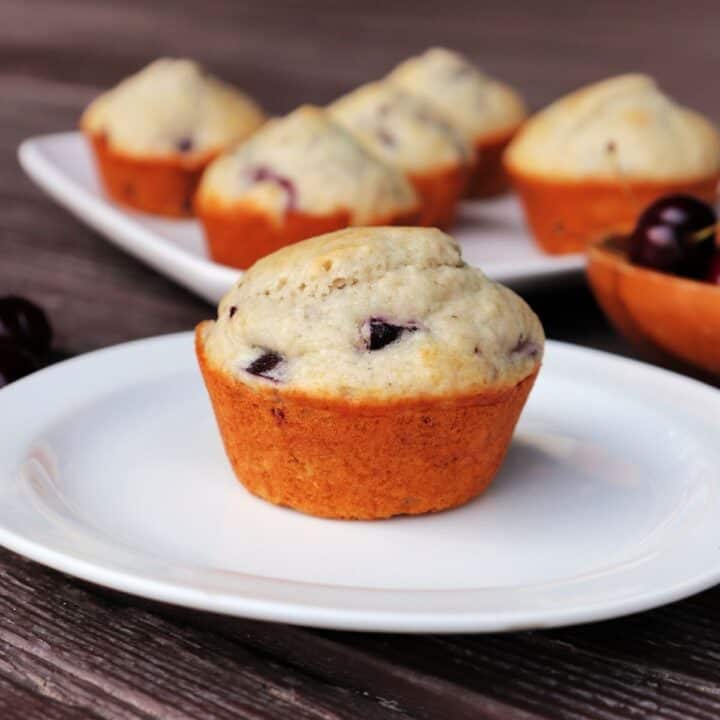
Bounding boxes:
18 132 584 303
1 333 720 633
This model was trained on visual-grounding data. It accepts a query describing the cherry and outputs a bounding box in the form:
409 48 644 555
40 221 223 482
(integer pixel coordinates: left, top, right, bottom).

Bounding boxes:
245 350 285 381
629 195 716 278
361 318 419 351
375 128 396 147
705 252 720 285
249 166 298 211
0 296 52 359
0 342 40 388
175 136 194 153
510 336 541 360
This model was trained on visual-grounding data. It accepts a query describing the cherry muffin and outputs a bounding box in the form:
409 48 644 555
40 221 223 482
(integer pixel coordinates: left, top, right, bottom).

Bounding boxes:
504 74 720 254
196 226 543 520
329 81 472 228
387 47 527 197
195 106 419 268
81 58 265 217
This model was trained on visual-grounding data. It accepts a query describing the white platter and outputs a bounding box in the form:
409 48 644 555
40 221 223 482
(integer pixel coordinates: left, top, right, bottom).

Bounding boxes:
1 333 719 633
18 132 584 303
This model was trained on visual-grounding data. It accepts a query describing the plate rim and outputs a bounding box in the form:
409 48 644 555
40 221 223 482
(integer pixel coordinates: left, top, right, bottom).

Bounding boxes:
1 332 720 633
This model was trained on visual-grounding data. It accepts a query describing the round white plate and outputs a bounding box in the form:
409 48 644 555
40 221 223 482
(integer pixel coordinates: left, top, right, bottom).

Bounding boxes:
1 333 719 633
18 133 583 303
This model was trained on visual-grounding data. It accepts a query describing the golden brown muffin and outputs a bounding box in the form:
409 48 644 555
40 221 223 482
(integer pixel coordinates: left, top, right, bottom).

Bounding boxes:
81 58 264 217
196 226 544 519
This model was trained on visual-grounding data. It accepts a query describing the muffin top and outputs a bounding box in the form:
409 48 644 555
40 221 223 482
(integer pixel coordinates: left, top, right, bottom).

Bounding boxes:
200 226 544 401
328 81 472 173
196 106 419 224
81 58 265 159
386 47 526 140
505 74 720 181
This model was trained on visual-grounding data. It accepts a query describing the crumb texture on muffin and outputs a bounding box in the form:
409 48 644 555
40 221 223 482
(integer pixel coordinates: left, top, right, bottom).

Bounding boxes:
329 81 471 172
81 58 265 158
386 47 526 139
196 106 418 223
505 74 720 181
200 226 544 400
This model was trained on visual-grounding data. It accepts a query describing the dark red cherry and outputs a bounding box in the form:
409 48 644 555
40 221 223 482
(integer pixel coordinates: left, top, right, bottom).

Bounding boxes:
245 350 285 381
0 342 40 388
629 195 716 278
376 128 396 147
705 252 720 285
639 194 716 237
175 136 194 153
0 296 52 358
249 166 298 211
510 336 541 360
362 318 419 351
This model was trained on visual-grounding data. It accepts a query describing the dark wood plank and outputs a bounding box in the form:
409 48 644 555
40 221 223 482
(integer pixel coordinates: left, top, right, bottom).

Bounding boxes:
193 598 720 720
0 550 420 720
49 579 720 720
0 672 102 720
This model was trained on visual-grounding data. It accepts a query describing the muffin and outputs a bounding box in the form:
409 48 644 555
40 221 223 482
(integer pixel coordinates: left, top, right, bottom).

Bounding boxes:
329 81 472 228
196 226 543 520
504 74 720 254
195 106 420 268
387 47 527 197
81 58 265 217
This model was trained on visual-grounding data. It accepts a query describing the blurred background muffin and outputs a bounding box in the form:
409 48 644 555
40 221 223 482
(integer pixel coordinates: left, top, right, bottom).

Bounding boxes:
81 58 265 217
329 81 471 229
505 74 720 254
195 106 419 268
386 47 527 198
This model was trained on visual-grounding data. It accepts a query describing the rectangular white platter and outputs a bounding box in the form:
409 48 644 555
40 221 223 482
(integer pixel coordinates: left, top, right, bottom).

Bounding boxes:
19 132 584 303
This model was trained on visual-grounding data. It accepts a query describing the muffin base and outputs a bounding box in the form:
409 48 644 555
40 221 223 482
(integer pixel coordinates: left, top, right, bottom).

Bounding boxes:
410 164 468 229
465 126 520 198
86 132 213 217
508 170 720 255
197 199 420 269
196 325 538 520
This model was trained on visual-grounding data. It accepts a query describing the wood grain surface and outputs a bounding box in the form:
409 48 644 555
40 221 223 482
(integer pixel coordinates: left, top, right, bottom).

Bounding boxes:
3 1 720 717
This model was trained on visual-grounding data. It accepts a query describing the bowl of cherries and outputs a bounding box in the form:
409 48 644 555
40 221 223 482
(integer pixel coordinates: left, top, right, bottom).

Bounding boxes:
0 296 53 389
587 194 720 375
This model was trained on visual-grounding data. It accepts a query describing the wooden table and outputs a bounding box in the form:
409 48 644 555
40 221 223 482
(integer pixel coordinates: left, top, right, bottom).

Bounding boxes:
3 1 720 717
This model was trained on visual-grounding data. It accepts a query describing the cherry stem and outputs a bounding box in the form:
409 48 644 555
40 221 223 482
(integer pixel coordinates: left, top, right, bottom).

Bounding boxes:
692 223 718 243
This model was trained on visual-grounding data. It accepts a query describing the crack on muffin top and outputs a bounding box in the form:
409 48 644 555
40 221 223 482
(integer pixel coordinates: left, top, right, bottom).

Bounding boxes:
233 226 464 302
